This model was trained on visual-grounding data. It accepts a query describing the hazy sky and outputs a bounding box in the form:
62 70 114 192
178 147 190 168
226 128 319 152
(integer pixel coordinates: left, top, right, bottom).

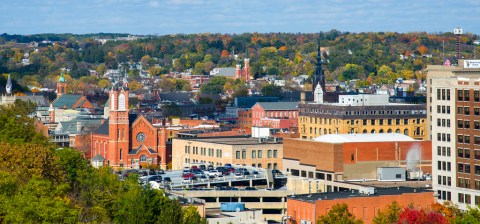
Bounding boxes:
1 0 480 35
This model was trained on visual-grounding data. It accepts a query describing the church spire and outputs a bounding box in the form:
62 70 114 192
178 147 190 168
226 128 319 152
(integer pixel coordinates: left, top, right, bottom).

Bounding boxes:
5 74 12 95
312 38 325 101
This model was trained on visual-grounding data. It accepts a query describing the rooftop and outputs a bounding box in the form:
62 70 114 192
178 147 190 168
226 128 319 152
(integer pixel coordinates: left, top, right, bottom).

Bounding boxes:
290 187 432 204
313 133 415 143
256 101 298 110
176 136 282 145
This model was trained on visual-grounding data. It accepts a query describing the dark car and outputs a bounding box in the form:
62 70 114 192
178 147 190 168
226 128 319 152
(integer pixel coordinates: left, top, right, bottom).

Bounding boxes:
163 177 172 183
199 165 207 170
216 167 229 175
224 163 232 169
148 169 156 175
245 187 257 191
207 164 214 170
182 172 195 179
147 175 162 183
156 169 165 174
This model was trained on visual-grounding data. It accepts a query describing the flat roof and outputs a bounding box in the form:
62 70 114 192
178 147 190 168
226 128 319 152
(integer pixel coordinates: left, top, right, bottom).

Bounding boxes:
176 137 282 145
290 187 432 204
313 133 415 143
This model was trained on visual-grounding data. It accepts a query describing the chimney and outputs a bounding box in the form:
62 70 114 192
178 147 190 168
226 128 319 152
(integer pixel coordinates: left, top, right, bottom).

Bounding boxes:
300 91 306 103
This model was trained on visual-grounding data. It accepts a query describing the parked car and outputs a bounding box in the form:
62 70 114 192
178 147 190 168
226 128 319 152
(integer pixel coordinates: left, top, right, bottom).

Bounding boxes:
272 169 283 177
182 172 195 179
182 177 193 184
227 167 235 174
245 187 257 191
224 163 232 169
198 175 208 182
199 165 207 170
156 169 165 174
162 177 172 184
216 167 229 175
252 171 260 178
234 171 244 179
207 164 214 170
205 169 223 177
191 165 199 170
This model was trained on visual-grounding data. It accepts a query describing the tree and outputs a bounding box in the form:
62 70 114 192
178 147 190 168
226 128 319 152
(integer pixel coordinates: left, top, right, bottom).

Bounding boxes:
182 205 208 224
200 76 226 94
261 84 284 99
455 205 480 224
128 80 143 91
431 201 462 222
317 203 363 224
397 207 447 224
372 201 401 224
340 64 365 81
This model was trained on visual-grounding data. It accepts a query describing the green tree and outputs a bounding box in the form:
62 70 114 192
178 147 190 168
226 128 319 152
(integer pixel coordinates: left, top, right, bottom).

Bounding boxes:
317 203 363 224
201 76 227 94
261 84 284 99
340 64 365 81
455 205 480 224
372 201 401 224
182 205 208 224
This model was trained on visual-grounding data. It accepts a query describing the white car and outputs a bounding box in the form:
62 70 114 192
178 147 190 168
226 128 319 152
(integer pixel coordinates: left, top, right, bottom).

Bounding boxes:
205 170 223 177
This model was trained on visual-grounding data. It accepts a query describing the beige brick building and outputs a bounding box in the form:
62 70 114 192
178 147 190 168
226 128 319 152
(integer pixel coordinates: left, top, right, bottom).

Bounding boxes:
172 137 283 170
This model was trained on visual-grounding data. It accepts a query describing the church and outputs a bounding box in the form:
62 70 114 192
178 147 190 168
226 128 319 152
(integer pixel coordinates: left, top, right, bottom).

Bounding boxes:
90 82 169 169
235 49 251 82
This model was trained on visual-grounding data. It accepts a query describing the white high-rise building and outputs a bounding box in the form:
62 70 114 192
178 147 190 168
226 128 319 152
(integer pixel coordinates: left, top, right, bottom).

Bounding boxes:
427 59 480 209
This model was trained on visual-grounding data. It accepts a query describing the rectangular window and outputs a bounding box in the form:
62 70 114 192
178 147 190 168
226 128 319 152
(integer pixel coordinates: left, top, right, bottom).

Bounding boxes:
258 150 262 158
475 90 480 102
273 150 278 158
465 135 471 144
267 150 272 158
465 121 470 129
475 121 480 130
236 151 240 159
437 89 441 100
437 105 441 113
252 150 256 158
442 89 446 100
466 194 471 204
447 89 451 100
437 146 442 156
458 163 464 173
447 106 451 114
465 90 470 101
458 120 464 128
404 119 408 125
465 107 470 115
475 108 480 116
475 150 480 160
458 135 464 143
242 150 246 159
458 90 464 101
458 107 464 115
447 162 451 171
458 148 464 157
466 164 471 173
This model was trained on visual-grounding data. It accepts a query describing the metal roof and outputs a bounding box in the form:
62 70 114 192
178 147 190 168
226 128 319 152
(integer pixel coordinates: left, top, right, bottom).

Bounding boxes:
313 133 415 143
52 94 84 108
256 102 298 111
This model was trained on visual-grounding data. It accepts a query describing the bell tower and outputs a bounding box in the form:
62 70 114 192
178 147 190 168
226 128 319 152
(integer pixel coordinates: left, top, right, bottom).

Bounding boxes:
108 85 130 168
56 73 67 97
243 48 250 82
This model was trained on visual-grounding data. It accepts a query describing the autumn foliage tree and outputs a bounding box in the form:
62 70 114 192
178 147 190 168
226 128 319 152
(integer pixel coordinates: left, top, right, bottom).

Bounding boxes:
397 207 448 224
317 203 363 224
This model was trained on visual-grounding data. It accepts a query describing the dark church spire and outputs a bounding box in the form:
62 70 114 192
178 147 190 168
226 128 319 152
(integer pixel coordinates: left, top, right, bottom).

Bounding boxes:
312 39 325 98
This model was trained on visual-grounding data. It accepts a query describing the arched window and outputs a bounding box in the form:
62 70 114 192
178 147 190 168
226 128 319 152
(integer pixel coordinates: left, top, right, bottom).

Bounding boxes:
140 155 147 162
362 129 367 133
379 129 384 133
371 129 376 133
404 129 409 135
118 94 126 111
119 148 123 161
350 128 355 134
396 129 400 133
387 129 392 133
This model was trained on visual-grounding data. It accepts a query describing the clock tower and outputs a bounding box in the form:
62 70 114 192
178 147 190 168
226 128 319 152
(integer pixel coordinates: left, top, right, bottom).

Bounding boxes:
108 85 129 167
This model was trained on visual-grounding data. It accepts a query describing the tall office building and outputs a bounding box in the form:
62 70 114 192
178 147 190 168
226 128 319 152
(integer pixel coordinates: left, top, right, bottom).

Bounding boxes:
427 59 480 209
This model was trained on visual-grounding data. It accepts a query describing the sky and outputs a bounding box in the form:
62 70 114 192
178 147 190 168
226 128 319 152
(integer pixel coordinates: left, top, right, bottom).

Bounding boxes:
1 0 480 35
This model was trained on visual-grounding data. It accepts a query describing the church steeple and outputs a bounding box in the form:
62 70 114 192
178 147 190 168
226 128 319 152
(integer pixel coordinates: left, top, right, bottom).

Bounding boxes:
56 73 67 97
5 74 12 95
312 39 325 101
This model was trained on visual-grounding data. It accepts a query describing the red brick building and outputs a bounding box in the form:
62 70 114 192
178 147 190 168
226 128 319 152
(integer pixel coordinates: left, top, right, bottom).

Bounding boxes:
283 134 432 182
251 102 298 132
287 187 434 224
235 51 251 82
90 86 169 169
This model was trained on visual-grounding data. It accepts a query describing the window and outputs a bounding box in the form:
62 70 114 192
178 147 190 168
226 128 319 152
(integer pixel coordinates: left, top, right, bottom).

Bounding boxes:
236 151 240 159
458 107 464 115
242 150 246 159
119 148 123 161
465 107 470 115
458 135 464 143
475 108 480 116
442 89 446 100
458 90 464 101
476 165 480 175
140 155 147 162
465 90 470 101
458 120 464 128
458 148 464 157
475 150 480 160
458 163 464 173
252 150 256 158
404 119 408 125
258 150 263 158
437 89 441 100
447 106 451 114
273 150 278 158
437 146 441 156
267 150 272 158
465 135 470 144
466 164 471 173
447 89 451 100
118 94 126 111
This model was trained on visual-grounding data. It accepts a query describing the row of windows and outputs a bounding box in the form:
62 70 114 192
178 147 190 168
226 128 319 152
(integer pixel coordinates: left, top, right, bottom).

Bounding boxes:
437 190 451 201
437 146 451 157
458 90 480 102
436 105 451 114
186 146 223 158
456 106 480 115
457 135 480 145
436 133 451 142
458 120 480 129
457 193 480 205
456 148 480 159
437 161 451 172
437 175 452 186
437 119 451 127
436 89 451 101
300 108 426 116
456 163 480 174
301 117 422 126
235 149 278 159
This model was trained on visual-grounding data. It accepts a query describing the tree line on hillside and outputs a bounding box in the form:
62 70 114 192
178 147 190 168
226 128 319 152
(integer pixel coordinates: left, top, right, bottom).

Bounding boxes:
317 201 480 224
0 100 207 224
0 31 479 95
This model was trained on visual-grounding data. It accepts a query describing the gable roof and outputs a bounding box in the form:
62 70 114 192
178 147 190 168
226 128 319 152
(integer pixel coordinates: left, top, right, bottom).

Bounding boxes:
53 94 84 109
256 102 298 111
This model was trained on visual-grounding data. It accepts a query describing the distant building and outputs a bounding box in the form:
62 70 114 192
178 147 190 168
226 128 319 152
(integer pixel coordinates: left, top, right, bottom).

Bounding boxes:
283 134 432 182
287 187 434 224
172 136 283 170
298 94 427 140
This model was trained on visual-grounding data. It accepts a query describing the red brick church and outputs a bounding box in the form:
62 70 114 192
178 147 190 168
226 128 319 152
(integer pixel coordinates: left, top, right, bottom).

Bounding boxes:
90 84 169 169
235 49 251 82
